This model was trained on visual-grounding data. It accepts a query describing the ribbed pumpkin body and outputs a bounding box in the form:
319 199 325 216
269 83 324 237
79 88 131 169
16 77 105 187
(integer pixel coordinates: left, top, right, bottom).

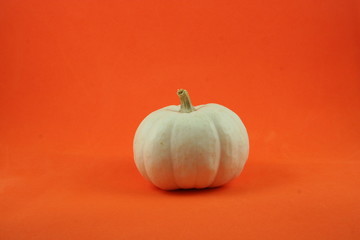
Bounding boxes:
133 103 249 190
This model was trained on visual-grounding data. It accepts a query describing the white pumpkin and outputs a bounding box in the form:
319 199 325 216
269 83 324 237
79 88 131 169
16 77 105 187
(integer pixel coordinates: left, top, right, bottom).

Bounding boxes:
133 89 249 190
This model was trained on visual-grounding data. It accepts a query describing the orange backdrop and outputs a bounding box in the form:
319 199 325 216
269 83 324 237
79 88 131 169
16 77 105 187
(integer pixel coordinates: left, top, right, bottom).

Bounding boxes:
1 0 360 239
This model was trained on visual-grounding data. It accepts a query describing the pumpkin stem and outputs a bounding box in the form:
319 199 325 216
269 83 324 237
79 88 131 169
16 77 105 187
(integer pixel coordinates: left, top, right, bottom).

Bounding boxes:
177 89 195 113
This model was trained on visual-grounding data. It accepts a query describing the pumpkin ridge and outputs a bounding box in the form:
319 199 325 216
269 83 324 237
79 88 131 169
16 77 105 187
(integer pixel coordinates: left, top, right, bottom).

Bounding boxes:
207 113 222 188
135 110 165 181
169 115 180 189
218 106 249 180
141 112 167 183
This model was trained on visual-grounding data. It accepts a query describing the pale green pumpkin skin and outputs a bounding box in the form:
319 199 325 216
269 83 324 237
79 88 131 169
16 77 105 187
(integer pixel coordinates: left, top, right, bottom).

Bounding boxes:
133 103 249 190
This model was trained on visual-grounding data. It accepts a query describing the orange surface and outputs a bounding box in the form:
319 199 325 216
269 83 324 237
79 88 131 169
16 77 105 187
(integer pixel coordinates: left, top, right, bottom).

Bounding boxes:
1 0 360 239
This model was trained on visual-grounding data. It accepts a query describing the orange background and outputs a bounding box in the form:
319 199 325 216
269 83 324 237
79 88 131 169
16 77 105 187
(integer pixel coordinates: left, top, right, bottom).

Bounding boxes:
1 0 360 239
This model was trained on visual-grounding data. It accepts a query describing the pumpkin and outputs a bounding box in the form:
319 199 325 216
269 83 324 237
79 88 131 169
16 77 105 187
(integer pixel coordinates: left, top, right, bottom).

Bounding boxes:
133 89 249 190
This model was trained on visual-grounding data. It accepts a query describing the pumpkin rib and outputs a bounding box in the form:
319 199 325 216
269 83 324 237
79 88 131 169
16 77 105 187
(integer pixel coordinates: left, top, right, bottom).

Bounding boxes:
222 108 249 179
203 113 222 189
223 109 248 181
134 110 164 181
169 114 181 189
217 105 249 179
139 111 165 182
207 106 246 187
191 112 221 189
160 112 178 190
143 111 179 190
207 110 224 187
209 107 234 187
170 112 218 189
